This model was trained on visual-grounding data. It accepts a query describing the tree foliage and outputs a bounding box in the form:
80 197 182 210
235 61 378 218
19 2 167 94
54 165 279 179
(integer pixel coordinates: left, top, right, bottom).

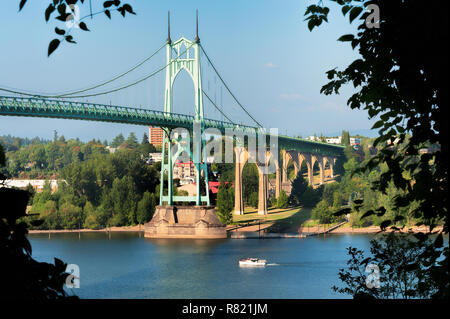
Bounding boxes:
216 183 234 224
136 191 156 224
305 0 448 298
289 172 308 205
277 190 289 209
0 170 76 299
18 0 136 56
333 233 446 299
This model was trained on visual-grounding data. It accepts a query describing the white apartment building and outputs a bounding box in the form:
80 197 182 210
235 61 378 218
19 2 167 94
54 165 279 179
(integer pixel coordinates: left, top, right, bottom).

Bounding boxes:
325 137 342 144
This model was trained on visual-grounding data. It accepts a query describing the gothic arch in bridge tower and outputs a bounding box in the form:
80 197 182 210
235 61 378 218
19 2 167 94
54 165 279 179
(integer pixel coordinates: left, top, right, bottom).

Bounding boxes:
159 35 210 206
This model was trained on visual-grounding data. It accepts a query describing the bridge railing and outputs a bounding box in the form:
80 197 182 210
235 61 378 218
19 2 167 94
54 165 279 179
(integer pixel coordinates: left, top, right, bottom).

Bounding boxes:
1 95 344 156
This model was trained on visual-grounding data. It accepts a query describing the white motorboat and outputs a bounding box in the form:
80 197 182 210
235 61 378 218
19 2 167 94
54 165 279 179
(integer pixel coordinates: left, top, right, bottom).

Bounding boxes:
239 258 267 267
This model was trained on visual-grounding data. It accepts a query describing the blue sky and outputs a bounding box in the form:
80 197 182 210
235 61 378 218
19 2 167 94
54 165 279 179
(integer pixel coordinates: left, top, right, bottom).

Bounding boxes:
0 0 376 142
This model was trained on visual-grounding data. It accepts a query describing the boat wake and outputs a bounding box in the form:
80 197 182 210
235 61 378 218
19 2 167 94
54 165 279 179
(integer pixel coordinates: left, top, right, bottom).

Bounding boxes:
266 263 279 266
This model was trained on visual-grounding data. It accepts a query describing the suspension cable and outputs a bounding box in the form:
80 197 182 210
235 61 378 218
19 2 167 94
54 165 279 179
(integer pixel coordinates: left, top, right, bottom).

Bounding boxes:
202 89 235 124
57 42 194 99
0 42 166 98
200 44 264 128
1 42 194 100
57 42 166 97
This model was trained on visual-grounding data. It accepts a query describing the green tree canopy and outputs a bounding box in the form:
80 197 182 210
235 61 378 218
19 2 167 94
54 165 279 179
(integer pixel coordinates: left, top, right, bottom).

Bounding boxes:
289 172 308 205
305 0 448 298
136 191 156 224
216 183 234 224
110 133 125 148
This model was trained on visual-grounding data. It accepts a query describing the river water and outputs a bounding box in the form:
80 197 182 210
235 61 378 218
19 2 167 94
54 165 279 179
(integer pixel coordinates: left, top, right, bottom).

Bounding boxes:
27 232 376 299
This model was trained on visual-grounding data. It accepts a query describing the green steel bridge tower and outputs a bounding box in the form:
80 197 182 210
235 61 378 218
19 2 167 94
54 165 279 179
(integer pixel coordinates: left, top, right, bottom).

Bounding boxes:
159 13 210 206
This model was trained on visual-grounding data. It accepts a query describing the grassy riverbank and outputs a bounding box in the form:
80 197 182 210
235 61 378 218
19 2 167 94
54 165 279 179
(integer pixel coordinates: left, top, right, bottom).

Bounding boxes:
229 206 445 235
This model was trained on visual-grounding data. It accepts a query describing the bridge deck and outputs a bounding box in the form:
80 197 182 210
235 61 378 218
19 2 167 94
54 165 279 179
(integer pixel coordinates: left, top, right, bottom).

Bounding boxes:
0 96 344 156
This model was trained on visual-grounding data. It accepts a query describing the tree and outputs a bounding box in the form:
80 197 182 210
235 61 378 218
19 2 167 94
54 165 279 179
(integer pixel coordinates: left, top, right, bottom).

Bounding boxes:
216 183 234 224
1 172 75 299
109 176 138 226
341 130 350 146
83 201 102 229
333 233 445 299
277 190 289 209
138 142 157 156
305 0 448 298
242 163 259 205
136 191 156 224
319 133 326 143
312 199 330 224
60 202 83 229
248 192 258 209
110 133 125 148
17 0 136 56
125 132 139 149
289 172 308 205
141 133 149 145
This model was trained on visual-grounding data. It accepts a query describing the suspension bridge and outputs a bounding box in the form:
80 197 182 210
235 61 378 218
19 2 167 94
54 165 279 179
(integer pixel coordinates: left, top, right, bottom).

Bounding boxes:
0 12 343 237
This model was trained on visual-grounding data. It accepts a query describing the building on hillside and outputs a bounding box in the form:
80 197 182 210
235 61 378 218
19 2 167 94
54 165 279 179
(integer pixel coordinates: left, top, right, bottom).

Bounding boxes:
325 137 342 144
306 135 319 141
148 152 162 164
177 181 232 196
173 161 196 181
106 146 117 153
148 126 164 147
350 137 362 146
1 180 64 193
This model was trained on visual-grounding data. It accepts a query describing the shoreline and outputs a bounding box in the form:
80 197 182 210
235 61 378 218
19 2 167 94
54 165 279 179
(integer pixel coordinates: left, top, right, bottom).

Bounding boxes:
27 223 445 235
302 223 444 235
28 225 143 234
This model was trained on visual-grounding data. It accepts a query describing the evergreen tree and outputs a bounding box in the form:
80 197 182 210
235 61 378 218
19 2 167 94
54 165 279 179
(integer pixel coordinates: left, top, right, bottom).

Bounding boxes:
109 176 138 226
319 133 326 142
141 133 149 145
125 132 139 149
110 133 125 148
341 130 350 146
248 192 258 208
83 201 101 229
289 172 308 205
277 190 289 209
216 183 234 224
136 191 156 224
242 163 258 204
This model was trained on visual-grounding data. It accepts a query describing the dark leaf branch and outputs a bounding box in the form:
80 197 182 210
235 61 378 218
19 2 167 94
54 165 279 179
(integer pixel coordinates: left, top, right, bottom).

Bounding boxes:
18 0 135 56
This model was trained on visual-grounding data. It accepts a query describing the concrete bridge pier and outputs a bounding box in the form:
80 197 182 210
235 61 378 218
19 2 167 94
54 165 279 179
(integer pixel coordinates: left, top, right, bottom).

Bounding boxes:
257 164 268 215
275 165 282 199
329 157 335 178
233 146 247 215
281 150 289 184
314 155 325 185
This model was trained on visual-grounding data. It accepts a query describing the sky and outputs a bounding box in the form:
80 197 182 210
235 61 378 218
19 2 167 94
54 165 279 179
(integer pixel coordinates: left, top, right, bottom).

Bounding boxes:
0 0 377 142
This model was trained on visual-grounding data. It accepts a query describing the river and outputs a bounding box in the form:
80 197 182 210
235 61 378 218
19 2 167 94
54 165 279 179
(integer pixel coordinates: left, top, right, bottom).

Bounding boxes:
28 232 376 299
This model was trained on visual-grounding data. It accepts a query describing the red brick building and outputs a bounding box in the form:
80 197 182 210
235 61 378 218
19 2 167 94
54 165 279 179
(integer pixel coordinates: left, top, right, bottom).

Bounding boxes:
148 126 164 147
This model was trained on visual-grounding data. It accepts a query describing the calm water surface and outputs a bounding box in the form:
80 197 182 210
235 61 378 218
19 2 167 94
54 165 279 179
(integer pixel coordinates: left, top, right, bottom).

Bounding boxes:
28 232 376 299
